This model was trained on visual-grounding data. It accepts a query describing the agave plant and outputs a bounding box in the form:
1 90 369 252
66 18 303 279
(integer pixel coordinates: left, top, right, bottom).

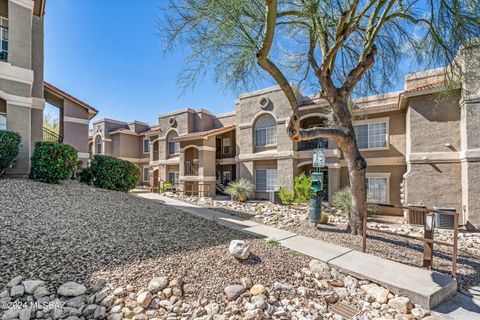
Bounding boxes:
225 178 254 202
332 187 378 216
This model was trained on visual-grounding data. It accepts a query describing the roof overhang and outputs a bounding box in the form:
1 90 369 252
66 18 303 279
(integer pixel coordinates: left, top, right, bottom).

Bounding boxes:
44 82 99 120
33 0 46 17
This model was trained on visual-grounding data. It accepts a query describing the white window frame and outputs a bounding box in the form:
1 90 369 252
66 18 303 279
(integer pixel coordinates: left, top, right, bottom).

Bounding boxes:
223 171 231 182
354 117 389 151
167 132 180 155
143 137 150 154
168 171 179 185
255 168 277 192
222 137 231 155
254 115 277 148
95 136 103 155
0 113 6 130
0 17 8 62
142 166 149 182
366 173 390 204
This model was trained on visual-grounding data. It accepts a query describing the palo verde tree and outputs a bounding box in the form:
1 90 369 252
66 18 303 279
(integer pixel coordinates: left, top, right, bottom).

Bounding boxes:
160 0 480 234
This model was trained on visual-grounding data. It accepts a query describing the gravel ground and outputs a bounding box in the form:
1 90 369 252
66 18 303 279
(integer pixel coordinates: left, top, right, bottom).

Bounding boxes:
171 197 479 291
0 179 309 301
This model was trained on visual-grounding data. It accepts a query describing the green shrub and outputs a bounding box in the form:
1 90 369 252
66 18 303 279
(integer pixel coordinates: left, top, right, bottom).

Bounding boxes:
225 178 254 202
278 187 294 205
0 130 21 176
90 155 140 192
331 187 378 216
294 172 311 204
79 166 94 185
160 182 174 193
30 141 78 183
320 212 329 224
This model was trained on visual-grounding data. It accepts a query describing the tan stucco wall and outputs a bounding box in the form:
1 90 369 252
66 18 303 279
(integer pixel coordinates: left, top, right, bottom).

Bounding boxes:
404 162 462 212
8 1 32 69
408 93 461 153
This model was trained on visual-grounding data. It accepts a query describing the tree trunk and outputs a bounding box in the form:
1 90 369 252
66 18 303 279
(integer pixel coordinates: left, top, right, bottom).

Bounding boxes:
333 99 367 235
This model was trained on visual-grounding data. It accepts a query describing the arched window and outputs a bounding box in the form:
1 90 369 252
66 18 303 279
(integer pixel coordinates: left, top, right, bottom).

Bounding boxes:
168 131 180 155
255 114 277 147
95 136 103 154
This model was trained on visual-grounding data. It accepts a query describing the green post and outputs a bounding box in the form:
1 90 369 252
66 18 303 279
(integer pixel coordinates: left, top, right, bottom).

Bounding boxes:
309 148 325 225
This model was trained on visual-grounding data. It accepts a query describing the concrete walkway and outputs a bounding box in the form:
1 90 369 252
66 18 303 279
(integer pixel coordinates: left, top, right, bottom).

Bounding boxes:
138 193 462 312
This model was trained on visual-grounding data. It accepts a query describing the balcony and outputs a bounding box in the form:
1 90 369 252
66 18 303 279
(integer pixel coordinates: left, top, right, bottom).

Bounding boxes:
184 162 198 176
298 138 328 151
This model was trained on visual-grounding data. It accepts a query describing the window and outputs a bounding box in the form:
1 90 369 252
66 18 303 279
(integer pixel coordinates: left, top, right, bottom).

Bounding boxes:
255 114 277 147
354 121 387 149
168 171 179 185
367 177 388 203
95 136 103 154
255 169 277 191
143 138 149 153
0 113 6 130
222 138 231 154
168 132 180 155
223 171 231 182
143 166 149 182
0 18 8 62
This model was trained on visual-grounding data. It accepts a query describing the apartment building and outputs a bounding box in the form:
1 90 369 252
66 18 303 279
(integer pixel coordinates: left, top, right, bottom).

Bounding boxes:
0 0 98 176
91 44 480 230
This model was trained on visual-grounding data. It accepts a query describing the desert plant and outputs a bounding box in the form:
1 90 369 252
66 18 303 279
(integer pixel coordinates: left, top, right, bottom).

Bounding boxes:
0 130 21 176
294 172 311 204
160 182 174 193
266 238 279 246
225 178 254 202
332 187 377 217
30 141 78 183
278 187 294 206
90 155 140 192
319 212 329 225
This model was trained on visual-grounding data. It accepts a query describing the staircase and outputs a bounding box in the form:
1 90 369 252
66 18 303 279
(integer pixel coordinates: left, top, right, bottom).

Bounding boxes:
43 127 63 143
216 180 227 195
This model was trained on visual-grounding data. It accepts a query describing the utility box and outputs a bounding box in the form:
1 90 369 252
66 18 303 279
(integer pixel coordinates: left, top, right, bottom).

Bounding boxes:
433 207 456 229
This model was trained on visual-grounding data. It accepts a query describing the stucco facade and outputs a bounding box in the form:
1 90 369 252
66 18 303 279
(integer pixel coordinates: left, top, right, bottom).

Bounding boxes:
91 45 480 229
1 0 98 175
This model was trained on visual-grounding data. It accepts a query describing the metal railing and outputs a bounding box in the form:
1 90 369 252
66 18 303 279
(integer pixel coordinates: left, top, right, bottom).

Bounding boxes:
363 203 459 277
154 181 211 197
298 138 328 151
184 162 198 176
43 127 63 143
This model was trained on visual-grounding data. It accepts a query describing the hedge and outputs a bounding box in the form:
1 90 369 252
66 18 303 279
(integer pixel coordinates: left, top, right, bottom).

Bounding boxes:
30 141 78 183
0 130 21 176
90 155 140 192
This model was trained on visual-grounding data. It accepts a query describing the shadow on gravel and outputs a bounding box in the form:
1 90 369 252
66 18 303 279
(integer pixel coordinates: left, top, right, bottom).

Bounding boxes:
0 180 271 289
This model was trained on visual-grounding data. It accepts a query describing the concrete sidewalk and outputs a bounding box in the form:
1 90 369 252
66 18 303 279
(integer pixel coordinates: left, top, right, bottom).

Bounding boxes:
137 193 458 310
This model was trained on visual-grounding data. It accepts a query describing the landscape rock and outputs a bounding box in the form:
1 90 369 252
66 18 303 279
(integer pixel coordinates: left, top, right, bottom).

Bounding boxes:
147 277 169 293
388 297 413 314
228 240 250 260
6 276 23 288
22 280 45 294
9 285 24 297
136 291 153 308
224 284 245 300
58 282 87 297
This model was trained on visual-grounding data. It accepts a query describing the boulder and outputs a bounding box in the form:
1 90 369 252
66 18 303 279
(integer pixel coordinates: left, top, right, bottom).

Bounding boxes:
10 285 24 297
6 276 23 288
136 291 153 308
229 240 250 260
250 284 266 296
309 259 330 275
58 282 87 297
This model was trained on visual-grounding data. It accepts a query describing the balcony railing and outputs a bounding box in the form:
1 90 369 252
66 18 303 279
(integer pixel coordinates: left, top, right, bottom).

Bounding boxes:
43 127 63 143
184 162 198 176
298 138 328 151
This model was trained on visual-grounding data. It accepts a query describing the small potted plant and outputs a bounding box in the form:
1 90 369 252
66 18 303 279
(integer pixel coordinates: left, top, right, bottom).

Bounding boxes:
225 178 254 202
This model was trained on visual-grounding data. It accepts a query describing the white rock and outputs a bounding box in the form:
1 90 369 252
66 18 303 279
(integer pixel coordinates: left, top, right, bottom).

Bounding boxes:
22 280 45 294
147 277 169 293
10 285 24 297
205 302 220 315
136 291 153 308
388 297 413 314
1 308 19 320
58 282 87 297
6 276 23 288
228 240 250 260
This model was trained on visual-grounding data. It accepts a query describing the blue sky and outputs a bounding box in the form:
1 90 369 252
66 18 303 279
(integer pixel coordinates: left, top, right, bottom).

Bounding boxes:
44 0 243 124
